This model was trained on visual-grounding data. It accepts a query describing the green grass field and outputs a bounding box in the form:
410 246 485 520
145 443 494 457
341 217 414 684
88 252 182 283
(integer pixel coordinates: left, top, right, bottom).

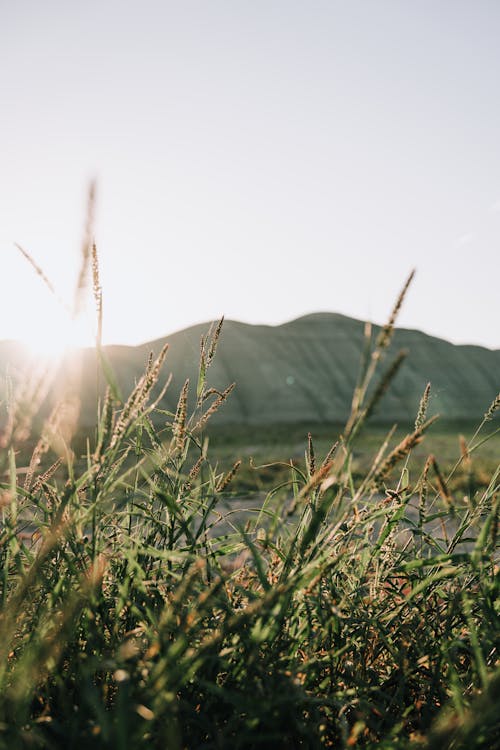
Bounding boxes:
207 420 500 497
0 263 498 749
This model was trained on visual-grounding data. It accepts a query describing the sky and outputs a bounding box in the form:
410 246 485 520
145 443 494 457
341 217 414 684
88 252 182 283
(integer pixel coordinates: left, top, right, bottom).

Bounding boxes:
1 0 500 354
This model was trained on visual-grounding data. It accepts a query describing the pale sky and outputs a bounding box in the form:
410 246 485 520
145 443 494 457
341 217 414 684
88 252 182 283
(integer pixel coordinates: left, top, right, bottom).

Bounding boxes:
1 1 499 354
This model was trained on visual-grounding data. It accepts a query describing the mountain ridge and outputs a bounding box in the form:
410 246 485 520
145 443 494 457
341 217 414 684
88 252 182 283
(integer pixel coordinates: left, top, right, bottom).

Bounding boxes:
137 313 499 353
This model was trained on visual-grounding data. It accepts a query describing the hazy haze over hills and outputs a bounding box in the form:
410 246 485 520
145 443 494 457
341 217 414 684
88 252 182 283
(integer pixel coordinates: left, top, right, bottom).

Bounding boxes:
2 314 498 429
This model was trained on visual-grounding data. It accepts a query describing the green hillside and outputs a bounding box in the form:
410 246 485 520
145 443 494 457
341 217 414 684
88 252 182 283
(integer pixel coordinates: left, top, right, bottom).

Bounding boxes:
1 313 499 428
105 313 500 425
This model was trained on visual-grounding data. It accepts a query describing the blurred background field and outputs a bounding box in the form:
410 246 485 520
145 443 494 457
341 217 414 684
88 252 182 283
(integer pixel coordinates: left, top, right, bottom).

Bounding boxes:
206 420 500 496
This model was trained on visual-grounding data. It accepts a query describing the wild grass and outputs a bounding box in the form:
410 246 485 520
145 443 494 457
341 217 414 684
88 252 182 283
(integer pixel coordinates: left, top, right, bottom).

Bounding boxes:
0 238 498 748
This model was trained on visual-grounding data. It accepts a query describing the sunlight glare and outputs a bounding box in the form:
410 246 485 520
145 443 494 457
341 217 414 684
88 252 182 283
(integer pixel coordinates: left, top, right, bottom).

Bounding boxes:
19 309 96 362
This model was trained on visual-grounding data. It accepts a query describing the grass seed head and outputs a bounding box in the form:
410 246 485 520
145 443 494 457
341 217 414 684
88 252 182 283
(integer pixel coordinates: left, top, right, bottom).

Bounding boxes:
91 242 103 346
216 459 242 492
415 382 431 431
207 315 224 365
375 269 415 353
173 378 189 453
307 432 316 476
484 391 500 421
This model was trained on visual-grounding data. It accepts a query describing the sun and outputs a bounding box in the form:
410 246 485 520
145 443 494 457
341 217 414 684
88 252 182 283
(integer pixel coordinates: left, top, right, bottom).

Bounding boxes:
18 308 97 362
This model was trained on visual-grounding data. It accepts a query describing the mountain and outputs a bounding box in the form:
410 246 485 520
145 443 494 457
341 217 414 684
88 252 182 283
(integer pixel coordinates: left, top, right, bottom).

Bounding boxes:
1 313 499 429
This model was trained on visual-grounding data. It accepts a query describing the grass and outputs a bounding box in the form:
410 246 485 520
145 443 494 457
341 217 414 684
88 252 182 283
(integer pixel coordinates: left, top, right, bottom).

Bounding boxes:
205 419 500 497
0 240 499 749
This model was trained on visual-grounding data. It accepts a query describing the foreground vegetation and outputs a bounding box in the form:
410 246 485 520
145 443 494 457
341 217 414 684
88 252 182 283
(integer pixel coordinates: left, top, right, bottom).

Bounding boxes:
0 259 499 748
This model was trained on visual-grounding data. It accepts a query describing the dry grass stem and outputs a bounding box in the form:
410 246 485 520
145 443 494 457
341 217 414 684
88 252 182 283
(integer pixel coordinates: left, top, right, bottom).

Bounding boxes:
364 349 408 421
94 387 116 463
321 439 339 470
372 414 439 488
14 243 58 299
109 343 169 450
429 454 453 505
375 269 415 353
31 458 63 494
192 383 235 434
73 181 96 317
459 434 470 464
